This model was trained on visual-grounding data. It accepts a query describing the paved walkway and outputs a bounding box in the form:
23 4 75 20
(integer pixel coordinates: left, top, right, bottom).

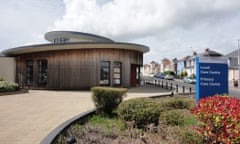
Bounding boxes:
0 86 170 144
229 87 240 98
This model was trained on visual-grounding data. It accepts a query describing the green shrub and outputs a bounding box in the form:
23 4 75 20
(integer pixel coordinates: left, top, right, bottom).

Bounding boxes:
0 76 3 81
89 115 125 131
117 97 164 127
183 115 198 126
91 87 127 115
0 81 19 92
178 128 203 144
159 109 184 126
164 96 195 110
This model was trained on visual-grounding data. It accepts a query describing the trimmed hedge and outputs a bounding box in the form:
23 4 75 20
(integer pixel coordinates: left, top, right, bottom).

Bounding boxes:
164 96 195 110
91 87 127 115
177 127 203 144
117 97 164 127
0 81 19 92
159 109 184 126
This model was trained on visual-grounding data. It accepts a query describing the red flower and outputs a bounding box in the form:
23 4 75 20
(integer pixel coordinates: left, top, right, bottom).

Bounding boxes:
192 96 240 143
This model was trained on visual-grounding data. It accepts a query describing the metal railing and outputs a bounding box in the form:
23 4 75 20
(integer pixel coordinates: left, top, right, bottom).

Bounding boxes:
144 78 196 95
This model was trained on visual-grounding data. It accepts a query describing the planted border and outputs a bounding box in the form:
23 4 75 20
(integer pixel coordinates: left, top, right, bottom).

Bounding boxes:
0 81 19 92
41 109 95 144
193 95 240 143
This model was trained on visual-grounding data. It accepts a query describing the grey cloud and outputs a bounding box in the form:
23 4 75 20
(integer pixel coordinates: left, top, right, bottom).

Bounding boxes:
52 0 240 63
53 0 240 42
0 0 64 49
1 0 240 64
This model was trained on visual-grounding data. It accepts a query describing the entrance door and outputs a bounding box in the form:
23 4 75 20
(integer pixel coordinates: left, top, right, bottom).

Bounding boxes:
131 64 137 87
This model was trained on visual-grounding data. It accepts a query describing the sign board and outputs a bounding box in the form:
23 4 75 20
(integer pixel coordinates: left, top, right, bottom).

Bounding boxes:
196 57 228 102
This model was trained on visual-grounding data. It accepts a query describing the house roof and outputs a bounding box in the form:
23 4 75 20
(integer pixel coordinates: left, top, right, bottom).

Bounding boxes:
176 55 191 62
2 42 149 56
224 49 239 58
201 50 222 57
2 31 149 56
224 49 239 68
45 31 114 43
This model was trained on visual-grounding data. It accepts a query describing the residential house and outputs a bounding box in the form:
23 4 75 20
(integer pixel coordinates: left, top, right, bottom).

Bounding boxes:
224 49 240 86
143 61 160 75
150 61 161 74
177 48 223 77
143 64 151 75
177 55 190 76
172 58 178 74
160 58 171 73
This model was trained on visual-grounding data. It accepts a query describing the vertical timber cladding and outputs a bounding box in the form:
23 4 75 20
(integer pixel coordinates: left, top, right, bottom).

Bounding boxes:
15 48 143 89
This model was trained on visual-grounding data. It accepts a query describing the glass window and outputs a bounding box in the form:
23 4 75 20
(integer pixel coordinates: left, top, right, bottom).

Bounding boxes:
38 60 48 86
26 60 34 85
53 38 69 44
54 39 58 44
113 62 122 86
100 61 110 86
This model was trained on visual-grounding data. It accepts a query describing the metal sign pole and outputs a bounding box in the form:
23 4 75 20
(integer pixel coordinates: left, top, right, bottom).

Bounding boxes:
238 39 240 88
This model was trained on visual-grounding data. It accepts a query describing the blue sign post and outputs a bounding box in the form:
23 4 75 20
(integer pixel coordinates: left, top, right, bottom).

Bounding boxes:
196 57 228 103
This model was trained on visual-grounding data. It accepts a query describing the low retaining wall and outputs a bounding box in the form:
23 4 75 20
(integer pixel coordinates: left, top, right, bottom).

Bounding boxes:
40 109 95 144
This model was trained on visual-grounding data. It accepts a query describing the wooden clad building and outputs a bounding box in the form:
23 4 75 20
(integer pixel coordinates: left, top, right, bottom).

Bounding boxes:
2 31 149 90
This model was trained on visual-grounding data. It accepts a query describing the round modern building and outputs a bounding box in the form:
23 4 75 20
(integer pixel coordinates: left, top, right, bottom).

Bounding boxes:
3 31 149 90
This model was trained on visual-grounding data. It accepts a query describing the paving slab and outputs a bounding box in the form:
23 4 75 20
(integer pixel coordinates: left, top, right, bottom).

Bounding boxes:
0 87 171 144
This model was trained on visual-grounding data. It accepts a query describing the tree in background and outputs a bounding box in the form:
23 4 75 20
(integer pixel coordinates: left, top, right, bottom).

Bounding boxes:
163 70 175 76
180 71 188 78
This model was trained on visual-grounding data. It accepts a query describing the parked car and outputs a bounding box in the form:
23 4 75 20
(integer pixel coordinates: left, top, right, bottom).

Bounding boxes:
164 74 174 80
183 77 196 84
153 73 165 79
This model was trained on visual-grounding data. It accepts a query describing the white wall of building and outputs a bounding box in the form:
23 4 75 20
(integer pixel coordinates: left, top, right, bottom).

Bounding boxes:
0 57 16 82
228 69 239 87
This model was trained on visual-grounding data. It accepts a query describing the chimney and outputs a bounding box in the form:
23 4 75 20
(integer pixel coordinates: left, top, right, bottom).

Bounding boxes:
205 48 209 56
193 51 197 56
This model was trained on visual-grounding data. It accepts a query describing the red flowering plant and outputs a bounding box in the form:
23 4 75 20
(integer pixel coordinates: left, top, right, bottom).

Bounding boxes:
192 95 240 144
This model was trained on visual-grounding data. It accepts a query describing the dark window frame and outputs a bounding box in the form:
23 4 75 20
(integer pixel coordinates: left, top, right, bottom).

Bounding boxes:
37 59 48 87
53 37 69 44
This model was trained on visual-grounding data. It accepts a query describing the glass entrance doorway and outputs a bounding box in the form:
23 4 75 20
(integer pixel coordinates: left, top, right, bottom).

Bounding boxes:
131 64 141 87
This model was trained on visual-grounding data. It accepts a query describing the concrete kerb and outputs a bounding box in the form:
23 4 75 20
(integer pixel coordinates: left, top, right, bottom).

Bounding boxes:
0 89 28 96
40 92 172 144
40 109 95 144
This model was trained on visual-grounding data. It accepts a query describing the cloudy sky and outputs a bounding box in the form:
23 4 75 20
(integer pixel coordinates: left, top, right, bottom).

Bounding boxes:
1 0 240 63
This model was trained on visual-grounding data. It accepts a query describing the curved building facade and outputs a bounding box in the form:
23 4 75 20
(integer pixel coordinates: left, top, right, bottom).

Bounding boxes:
2 31 149 90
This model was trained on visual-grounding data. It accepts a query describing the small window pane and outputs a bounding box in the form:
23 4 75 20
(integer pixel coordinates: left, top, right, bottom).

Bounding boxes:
26 60 33 85
114 62 122 86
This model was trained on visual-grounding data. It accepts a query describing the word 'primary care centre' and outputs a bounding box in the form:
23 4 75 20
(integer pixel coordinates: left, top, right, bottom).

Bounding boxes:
1 31 149 90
